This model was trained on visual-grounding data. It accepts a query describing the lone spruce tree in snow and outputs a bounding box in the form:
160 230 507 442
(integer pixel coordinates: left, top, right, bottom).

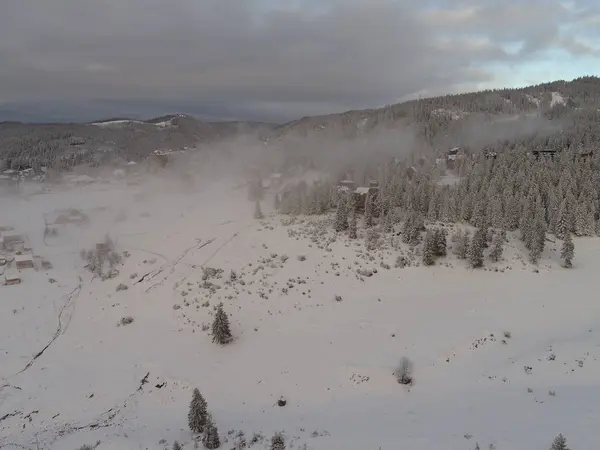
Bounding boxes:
550 433 569 450
203 413 221 449
212 303 232 345
468 228 485 268
561 232 574 268
188 388 208 433
254 200 264 219
270 432 286 450
422 230 435 266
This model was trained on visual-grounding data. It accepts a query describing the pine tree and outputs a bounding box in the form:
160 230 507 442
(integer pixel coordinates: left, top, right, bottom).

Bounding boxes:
254 200 264 219
203 413 221 449
422 230 435 266
468 228 485 268
550 433 569 450
173 441 182 450
270 432 286 450
188 388 208 433
489 232 504 262
561 232 574 268
454 230 469 260
433 228 447 257
334 197 348 232
212 303 232 345
555 198 570 239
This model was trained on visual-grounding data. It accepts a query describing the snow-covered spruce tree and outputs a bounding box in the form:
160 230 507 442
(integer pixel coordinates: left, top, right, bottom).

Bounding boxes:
555 198 570 239
454 230 469 260
561 232 575 268
422 230 435 266
270 432 286 450
468 228 485 268
489 232 504 262
433 228 447 257
334 197 349 232
188 388 208 433
254 200 264 220
212 303 232 345
550 433 569 450
172 441 182 450
203 413 221 449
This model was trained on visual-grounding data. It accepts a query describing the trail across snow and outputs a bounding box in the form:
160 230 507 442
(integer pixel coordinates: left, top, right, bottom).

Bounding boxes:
1 177 599 450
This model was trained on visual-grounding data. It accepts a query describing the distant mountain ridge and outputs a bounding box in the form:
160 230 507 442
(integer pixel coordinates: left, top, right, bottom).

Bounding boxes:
1 76 599 171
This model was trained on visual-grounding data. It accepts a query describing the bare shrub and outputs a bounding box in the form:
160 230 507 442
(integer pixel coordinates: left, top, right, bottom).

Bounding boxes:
81 234 122 278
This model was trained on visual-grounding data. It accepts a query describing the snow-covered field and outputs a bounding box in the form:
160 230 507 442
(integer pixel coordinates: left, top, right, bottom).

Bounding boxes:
1 171 599 450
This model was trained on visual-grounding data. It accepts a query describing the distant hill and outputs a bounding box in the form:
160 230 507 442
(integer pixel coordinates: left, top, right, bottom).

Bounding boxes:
1 76 599 171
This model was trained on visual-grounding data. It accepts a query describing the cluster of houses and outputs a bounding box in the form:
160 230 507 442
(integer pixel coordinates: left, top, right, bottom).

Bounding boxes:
0 227 35 286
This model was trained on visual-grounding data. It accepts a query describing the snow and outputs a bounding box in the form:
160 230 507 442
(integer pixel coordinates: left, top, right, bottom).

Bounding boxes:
14 253 33 263
550 92 566 107
90 120 146 128
1 175 600 450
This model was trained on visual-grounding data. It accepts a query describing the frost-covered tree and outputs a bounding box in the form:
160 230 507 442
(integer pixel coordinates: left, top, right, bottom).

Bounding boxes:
334 197 349 232
433 228 447 257
550 433 569 450
468 227 485 268
555 198 570 239
188 388 208 433
203 413 221 449
561 232 575 268
212 303 232 345
422 230 435 266
172 441 182 450
254 200 264 219
453 230 469 260
489 232 504 262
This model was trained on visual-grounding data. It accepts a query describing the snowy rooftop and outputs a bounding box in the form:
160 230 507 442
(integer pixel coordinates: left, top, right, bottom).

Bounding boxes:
15 253 33 263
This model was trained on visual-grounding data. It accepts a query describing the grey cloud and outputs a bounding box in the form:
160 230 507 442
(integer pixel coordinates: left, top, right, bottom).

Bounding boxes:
0 0 597 122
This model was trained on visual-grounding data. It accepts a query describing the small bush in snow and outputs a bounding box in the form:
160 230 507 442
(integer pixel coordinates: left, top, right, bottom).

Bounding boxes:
395 357 413 385
77 442 100 450
119 316 134 326
173 441 182 450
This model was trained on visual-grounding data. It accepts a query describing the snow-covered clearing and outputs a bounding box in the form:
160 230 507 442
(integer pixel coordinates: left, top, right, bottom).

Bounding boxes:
1 174 599 450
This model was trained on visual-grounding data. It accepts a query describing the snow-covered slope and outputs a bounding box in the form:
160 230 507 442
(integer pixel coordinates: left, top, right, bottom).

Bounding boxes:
1 176 599 450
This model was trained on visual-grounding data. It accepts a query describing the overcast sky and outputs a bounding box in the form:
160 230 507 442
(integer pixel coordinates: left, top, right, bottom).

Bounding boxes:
1 0 599 123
